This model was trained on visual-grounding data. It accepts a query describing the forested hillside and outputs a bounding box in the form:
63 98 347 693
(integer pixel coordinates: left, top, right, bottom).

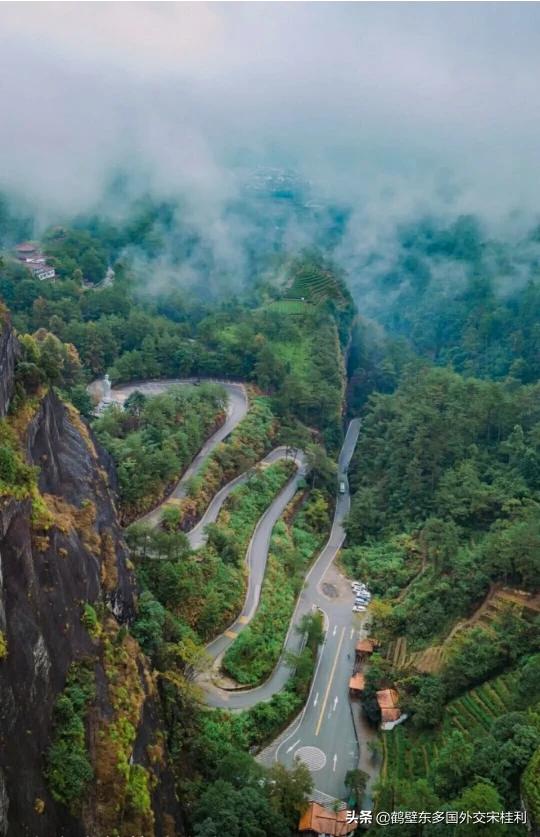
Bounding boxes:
1 227 351 448
2 186 540 832
344 232 540 825
356 214 540 382
93 384 227 521
347 368 540 624
0 197 353 836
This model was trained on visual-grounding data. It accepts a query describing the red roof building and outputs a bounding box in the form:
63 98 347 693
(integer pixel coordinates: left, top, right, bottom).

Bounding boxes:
348 672 366 698
15 242 38 260
376 689 401 724
298 802 357 836
355 638 376 654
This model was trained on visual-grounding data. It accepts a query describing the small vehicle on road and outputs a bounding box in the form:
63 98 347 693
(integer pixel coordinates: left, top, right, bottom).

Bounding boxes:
339 478 346 494
352 605 366 613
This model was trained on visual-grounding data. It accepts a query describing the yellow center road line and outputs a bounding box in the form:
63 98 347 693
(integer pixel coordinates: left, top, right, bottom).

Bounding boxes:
315 626 345 737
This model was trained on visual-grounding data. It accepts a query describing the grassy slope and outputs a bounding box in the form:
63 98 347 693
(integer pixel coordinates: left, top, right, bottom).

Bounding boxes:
138 460 296 642
221 493 326 685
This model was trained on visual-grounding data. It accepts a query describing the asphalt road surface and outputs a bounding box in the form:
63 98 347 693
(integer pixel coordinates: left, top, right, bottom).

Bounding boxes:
200 419 369 801
95 379 373 802
187 446 304 550
100 378 248 527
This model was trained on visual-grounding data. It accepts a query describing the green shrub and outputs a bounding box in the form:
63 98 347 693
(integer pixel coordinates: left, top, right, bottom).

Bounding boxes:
127 764 152 814
522 746 540 827
222 494 325 686
45 661 95 810
0 422 37 499
93 383 227 521
81 603 101 640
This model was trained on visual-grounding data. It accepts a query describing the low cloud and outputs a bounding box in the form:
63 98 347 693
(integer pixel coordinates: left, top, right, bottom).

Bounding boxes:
1 2 540 287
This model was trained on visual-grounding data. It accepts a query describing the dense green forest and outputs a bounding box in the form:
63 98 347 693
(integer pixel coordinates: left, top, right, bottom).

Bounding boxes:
346 367 540 636
93 384 227 521
0 193 355 836
2 191 540 832
343 218 540 823
356 214 540 382
1 232 349 447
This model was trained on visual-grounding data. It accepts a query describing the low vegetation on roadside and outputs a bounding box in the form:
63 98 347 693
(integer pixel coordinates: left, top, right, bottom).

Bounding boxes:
93 383 227 522
171 396 278 530
222 490 330 685
128 459 296 647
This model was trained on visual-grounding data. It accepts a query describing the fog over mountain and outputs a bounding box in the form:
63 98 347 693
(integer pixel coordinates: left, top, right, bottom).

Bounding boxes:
1 2 540 286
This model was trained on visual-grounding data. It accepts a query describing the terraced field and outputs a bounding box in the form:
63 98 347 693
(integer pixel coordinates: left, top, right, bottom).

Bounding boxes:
264 299 311 315
289 269 348 305
381 670 519 786
385 635 448 674
385 588 540 675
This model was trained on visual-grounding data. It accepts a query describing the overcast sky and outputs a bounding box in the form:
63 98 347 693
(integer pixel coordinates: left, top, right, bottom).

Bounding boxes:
1 2 540 230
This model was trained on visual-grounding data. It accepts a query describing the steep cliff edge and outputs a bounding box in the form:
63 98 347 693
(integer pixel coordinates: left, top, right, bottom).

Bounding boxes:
0 308 19 418
0 319 182 837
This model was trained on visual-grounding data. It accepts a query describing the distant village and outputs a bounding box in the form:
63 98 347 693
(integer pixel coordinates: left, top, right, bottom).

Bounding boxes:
13 241 56 281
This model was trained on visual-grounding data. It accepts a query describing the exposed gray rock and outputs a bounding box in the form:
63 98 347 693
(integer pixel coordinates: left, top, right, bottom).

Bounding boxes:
0 318 19 418
31 635 51 702
0 768 8 837
0 320 182 837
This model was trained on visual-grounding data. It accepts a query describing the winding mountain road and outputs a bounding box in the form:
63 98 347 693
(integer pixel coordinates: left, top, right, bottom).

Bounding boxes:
93 378 249 528
94 378 376 803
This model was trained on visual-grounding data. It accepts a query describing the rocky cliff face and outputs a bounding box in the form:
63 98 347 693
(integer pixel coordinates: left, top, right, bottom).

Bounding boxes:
0 319 182 837
0 312 19 418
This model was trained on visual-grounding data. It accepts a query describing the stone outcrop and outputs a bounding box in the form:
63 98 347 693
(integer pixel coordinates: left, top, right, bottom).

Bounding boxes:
0 318 182 837
0 312 19 417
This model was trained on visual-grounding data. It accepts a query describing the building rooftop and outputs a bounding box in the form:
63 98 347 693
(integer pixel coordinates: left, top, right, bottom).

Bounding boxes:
298 802 357 836
376 688 401 723
355 638 376 654
349 672 365 692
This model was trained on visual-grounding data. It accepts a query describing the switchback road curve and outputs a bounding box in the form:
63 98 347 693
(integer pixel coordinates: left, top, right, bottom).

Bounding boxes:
93 378 374 801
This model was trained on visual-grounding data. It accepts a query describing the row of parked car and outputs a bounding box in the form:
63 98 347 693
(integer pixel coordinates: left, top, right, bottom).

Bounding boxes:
351 580 371 613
